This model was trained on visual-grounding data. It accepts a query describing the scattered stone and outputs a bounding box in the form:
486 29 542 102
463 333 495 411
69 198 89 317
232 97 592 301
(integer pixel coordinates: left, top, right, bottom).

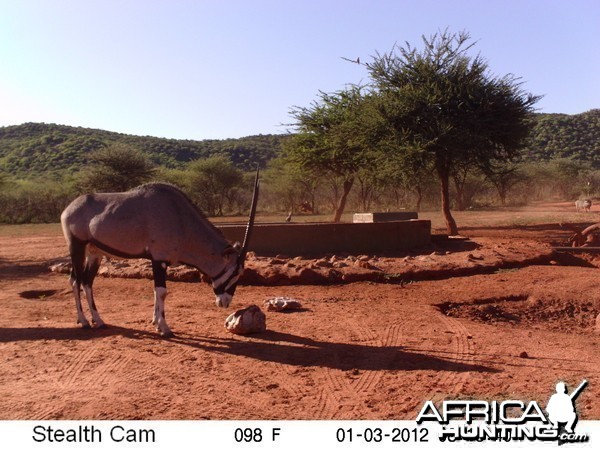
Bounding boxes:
314 258 333 268
111 261 129 268
549 260 559 265
268 258 287 265
264 297 303 312
467 253 484 261
355 260 374 269
295 267 324 284
49 261 71 274
224 305 266 335
519 351 529 359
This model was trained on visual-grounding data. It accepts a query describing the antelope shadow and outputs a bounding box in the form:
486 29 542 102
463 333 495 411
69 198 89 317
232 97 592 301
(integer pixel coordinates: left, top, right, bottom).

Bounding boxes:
0 325 499 374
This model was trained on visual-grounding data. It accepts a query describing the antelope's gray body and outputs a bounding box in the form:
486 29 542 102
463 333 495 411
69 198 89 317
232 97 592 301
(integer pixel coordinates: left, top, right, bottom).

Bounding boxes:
60 180 258 337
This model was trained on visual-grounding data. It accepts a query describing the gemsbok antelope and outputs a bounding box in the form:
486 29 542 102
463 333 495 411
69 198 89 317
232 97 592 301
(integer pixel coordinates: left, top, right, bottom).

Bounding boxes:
575 199 592 212
60 170 259 337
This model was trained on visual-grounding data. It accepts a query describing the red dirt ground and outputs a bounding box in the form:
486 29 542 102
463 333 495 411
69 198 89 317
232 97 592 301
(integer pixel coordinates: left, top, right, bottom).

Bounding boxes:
1 210 599 420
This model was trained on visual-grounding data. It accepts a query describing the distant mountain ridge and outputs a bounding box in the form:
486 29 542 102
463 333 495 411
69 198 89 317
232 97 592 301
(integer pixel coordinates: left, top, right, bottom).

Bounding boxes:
525 109 600 167
1 109 599 178
0 122 286 177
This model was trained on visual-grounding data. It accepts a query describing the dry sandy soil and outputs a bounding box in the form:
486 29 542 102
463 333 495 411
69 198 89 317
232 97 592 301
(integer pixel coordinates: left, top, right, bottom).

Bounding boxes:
1 204 599 420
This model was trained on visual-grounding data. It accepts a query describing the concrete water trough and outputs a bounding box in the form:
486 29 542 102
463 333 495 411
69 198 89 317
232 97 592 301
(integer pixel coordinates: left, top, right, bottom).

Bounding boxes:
353 211 419 222
217 219 431 256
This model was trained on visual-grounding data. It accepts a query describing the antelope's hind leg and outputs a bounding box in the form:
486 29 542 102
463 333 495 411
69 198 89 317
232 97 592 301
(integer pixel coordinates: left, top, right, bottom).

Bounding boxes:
68 237 91 328
83 253 106 328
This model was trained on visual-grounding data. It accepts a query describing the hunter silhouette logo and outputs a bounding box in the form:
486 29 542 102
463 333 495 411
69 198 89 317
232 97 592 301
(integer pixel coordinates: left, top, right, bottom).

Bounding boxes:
416 379 590 443
546 379 588 443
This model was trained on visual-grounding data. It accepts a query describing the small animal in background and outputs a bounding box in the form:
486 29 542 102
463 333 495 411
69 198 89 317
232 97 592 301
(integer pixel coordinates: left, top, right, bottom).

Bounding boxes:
575 199 592 212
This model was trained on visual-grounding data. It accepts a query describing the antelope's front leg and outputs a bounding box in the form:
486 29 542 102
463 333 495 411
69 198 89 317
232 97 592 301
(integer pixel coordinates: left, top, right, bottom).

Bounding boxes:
152 260 173 338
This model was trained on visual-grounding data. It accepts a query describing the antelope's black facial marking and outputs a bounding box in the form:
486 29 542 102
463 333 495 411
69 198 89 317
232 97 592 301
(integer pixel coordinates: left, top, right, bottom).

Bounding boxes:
212 263 242 295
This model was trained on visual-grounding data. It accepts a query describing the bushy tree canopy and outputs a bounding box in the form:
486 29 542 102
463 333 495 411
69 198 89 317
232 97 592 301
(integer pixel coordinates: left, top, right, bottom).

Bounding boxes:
286 86 383 221
367 30 540 234
78 143 156 193
186 155 243 216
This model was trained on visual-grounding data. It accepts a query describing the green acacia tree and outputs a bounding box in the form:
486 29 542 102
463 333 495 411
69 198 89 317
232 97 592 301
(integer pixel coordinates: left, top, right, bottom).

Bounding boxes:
78 143 156 192
484 161 528 206
286 86 382 222
264 156 320 215
367 30 540 234
186 155 243 216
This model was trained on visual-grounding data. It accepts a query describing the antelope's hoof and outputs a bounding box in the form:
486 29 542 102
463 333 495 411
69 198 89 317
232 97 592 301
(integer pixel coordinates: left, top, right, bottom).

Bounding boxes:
160 330 175 339
94 323 108 329
79 322 92 329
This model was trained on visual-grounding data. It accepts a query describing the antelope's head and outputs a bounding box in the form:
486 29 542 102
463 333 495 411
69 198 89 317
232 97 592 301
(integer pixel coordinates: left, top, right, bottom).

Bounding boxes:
212 168 259 308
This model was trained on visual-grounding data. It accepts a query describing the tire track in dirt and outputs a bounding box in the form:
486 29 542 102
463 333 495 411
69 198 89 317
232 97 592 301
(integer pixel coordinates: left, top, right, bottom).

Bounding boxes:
430 313 475 401
29 404 65 420
315 319 405 419
57 347 99 388
84 354 132 389
4 346 102 419
118 357 162 384
351 323 381 394
9 403 65 420
214 344 277 416
250 338 324 418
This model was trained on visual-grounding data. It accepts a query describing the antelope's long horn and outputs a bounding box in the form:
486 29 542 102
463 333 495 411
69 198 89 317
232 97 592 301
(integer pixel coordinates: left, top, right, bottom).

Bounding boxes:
241 167 260 259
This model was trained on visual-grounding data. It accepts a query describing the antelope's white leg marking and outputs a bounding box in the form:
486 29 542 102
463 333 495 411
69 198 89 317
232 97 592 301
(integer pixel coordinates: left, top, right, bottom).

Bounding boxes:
71 276 90 328
83 285 105 328
154 287 173 337
152 296 158 326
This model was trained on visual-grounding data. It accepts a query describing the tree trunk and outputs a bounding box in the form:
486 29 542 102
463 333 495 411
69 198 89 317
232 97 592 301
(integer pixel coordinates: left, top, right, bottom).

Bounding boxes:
499 187 507 207
438 167 459 235
453 176 465 211
333 177 354 222
415 185 423 212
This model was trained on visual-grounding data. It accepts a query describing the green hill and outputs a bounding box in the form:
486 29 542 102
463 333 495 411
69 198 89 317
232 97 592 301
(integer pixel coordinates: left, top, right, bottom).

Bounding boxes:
1 109 599 179
524 109 600 167
0 123 286 178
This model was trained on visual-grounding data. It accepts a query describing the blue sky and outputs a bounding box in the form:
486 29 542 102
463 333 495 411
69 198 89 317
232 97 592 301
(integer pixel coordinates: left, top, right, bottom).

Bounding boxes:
0 0 598 140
